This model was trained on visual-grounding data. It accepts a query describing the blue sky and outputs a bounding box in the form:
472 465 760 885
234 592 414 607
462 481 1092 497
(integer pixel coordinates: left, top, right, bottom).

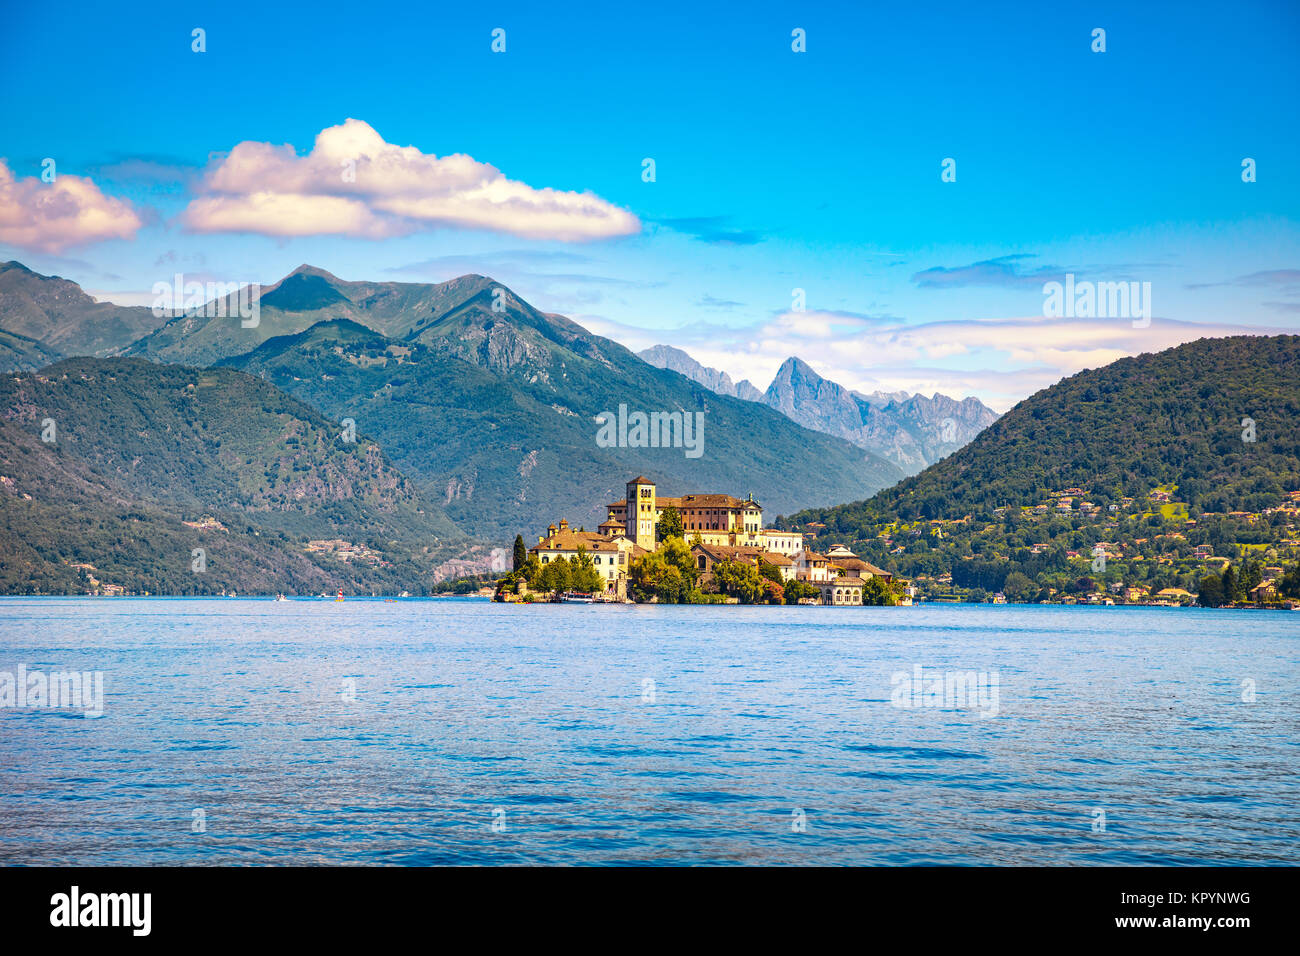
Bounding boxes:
2 0 1297 408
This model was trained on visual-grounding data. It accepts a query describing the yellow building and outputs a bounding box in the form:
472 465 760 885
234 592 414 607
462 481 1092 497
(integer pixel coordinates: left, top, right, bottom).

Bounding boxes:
528 518 646 598
607 475 801 553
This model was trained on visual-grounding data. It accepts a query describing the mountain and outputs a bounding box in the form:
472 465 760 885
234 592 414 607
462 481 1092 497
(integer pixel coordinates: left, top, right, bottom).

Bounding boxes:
8 263 904 540
638 345 763 402
764 357 998 472
0 326 62 371
786 335 1300 533
125 265 533 368
219 313 904 540
638 345 998 472
0 357 471 595
0 261 165 360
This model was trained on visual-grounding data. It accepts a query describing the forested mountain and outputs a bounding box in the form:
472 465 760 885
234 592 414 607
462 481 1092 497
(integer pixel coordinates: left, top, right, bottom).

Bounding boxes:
778 336 1300 603
0 261 165 360
221 317 903 539
0 326 62 372
795 335 1299 528
0 262 903 550
0 358 469 594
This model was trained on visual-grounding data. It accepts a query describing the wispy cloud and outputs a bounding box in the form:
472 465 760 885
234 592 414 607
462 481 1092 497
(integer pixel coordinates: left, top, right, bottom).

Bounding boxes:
656 216 764 245
697 294 744 310
911 254 1062 289
911 254 1168 290
1186 269 1300 291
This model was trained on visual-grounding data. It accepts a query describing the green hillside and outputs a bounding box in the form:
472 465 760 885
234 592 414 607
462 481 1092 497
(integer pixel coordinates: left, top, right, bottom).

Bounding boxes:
221 317 903 540
0 358 466 594
0 326 62 372
781 335 1300 602
0 260 165 360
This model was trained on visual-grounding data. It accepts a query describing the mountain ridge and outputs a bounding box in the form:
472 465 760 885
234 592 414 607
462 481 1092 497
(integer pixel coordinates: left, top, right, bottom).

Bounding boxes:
0 356 480 594
638 345 999 472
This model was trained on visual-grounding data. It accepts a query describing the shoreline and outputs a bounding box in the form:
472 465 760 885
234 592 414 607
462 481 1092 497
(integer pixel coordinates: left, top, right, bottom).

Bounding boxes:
0 593 1293 610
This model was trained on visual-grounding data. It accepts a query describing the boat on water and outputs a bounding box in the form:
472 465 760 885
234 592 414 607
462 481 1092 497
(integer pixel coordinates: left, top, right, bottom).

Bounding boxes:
274 593 288 602
559 591 595 604
334 588 344 603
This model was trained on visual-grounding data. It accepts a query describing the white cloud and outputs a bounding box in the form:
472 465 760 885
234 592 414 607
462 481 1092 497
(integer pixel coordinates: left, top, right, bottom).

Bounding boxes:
181 119 641 242
0 160 142 253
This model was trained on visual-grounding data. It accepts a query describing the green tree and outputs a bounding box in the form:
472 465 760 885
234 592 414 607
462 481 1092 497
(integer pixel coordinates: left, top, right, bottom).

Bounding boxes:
539 556 572 595
713 559 765 604
762 579 785 605
783 579 820 604
862 576 896 605
1002 570 1036 603
570 546 605 593
659 535 698 587
655 506 684 542
1277 563 1300 598
1220 566 1237 604
513 534 527 571
1197 574 1225 607
756 558 784 586
628 551 686 603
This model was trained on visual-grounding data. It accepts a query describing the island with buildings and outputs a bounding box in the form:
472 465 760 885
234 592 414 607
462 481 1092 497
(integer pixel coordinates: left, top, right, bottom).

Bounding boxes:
495 476 907 605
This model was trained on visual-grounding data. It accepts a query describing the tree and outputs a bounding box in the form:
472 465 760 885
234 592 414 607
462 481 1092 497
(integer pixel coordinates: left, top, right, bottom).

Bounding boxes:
1197 574 1225 607
659 536 698 587
756 558 784 586
539 556 572 595
519 556 541 588
1220 566 1237 604
1002 571 1036 603
762 579 785 605
628 551 685 603
862 576 896 605
1278 563 1300 598
713 559 765 604
512 534 527 571
656 506 683 542
569 546 605 593
783 579 819 604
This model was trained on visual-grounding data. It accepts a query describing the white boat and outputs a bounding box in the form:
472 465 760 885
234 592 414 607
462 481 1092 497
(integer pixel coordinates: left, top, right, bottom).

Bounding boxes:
559 591 595 604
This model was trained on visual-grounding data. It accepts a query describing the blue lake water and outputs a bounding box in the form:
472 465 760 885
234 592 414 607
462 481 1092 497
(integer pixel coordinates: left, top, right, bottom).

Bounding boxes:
0 598 1296 865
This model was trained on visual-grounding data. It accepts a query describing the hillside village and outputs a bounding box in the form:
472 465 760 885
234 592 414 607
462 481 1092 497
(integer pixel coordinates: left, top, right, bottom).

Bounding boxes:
790 485 1300 608
495 476 907 605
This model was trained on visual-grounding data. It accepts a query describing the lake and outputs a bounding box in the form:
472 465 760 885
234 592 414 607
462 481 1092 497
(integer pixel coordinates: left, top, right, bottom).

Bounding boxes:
0 598 1296 865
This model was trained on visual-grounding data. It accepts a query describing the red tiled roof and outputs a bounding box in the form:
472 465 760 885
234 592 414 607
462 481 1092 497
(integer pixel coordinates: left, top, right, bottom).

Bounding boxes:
530 530 626 553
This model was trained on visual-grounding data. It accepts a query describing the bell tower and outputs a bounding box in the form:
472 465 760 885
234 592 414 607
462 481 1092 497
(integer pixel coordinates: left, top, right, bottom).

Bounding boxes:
626 476 657 549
